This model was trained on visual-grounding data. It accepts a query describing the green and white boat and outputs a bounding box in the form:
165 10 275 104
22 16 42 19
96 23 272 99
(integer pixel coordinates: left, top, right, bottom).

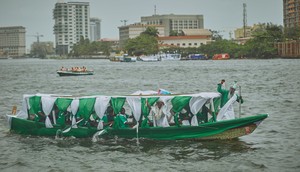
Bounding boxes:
6 92 268 140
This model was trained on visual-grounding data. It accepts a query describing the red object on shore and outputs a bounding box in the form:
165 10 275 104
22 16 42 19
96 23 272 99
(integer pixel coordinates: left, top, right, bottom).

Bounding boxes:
212 53 230 60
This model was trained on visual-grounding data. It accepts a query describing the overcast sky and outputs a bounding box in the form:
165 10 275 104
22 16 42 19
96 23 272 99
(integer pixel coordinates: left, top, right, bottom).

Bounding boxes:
0 0 283 51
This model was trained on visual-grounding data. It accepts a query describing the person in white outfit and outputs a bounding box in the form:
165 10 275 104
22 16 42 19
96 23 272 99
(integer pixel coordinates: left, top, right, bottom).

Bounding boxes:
147 100 170 127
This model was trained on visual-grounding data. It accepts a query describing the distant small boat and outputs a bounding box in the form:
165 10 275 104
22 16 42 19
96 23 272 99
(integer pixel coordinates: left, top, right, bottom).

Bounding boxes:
57 66 93 76
182 54 208 60
160 53 181 61
140 55 160 62
110 54 136 62
57 70 94 76
212 53 230 60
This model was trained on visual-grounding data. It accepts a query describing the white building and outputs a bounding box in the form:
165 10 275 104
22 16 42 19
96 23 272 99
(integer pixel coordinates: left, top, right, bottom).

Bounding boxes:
158 29 212 48
90 17 101 42
53 1 90 55
141 14 204 36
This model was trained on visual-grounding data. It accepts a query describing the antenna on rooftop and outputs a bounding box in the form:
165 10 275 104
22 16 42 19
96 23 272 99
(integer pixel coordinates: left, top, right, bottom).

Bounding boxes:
243 3 247 38
154 5 157 15
120 20 128 26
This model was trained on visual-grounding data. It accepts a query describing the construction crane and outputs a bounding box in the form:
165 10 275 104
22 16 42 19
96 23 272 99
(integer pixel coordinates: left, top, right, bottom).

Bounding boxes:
28 33 44 43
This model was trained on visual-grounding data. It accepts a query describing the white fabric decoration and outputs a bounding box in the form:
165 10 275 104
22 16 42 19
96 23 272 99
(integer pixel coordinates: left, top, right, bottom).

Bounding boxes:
94 96 110 130
126 97 141 122
217 94 238 121
70 99 79 128
189 96 207 115
190 115 198 126
41 96 57 128
16 94 33 119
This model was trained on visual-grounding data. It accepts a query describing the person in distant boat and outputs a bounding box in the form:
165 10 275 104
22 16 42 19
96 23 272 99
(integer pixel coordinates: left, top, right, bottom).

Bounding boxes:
217 80 243 120
60 66 67 71
147 100 170 127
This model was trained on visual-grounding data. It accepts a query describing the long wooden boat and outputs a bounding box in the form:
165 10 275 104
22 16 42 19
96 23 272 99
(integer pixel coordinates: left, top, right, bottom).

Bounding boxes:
57 70 94 76
6 92 268 140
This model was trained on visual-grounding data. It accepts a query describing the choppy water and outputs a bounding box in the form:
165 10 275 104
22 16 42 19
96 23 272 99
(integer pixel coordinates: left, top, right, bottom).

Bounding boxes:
0 58 299 172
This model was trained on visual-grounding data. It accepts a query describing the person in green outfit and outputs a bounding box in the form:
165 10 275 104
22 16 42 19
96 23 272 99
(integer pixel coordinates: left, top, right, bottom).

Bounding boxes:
217 79 243 120
217 79 243 108
113 108 129 129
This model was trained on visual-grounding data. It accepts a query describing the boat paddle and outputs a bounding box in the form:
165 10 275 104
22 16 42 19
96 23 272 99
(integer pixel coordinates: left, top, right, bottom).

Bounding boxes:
62 118 84 133
92 129 107 142
239 85 242 118
132 122 139 145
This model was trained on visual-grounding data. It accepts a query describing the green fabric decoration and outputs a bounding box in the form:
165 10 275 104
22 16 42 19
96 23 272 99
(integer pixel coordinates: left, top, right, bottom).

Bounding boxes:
141 97 159 128
110 97 126 115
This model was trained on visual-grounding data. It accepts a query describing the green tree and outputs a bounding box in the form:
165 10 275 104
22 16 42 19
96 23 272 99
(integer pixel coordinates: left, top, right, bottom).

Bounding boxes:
169 30 178 36
244 23 283 58
125 34 158 56
141 26 159 37
284 26 300 40
210 30 223 41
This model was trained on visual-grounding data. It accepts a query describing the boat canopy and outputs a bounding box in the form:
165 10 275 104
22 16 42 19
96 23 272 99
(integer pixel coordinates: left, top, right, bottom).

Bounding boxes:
16 92 221 129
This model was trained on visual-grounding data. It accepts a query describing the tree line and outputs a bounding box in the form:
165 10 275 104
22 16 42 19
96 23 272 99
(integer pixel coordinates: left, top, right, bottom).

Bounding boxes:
64 23 299 59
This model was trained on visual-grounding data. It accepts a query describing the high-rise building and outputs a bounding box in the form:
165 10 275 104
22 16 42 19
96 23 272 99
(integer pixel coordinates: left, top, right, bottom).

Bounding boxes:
283 0 300 28
0 26 26 57
141 14 204 36
53 1 90 55
90 17 101 42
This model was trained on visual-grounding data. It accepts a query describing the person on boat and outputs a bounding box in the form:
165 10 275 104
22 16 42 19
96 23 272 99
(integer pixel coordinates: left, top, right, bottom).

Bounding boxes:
147 100 170 127
217 80 243 108
103 106 115 127
196 104 211 124
113 108 129 129
60 66 67 71
217 81 243 121
178 108 191 126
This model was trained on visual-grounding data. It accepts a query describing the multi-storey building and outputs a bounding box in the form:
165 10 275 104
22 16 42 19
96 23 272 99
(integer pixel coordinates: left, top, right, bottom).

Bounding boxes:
90 17 101 42
158 29 212 48
275 0 300 58
53 1 90 55
141 14 204 36
118 23 165 48
283 0 300 28
0 26 26 57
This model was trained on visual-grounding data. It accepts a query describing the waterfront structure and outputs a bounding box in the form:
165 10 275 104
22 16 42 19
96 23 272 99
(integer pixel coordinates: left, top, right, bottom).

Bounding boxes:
118 23 165 48
141 14 204 36
283 0 300 28
158 29 212 48
90 17 101 41
53 1 90 55
0 26 26 57
30 41 55 57
274 0 300 58
234 26 252 39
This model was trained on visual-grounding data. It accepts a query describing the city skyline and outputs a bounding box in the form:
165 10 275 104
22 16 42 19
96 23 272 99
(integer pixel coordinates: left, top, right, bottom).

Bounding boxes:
0 0 283 52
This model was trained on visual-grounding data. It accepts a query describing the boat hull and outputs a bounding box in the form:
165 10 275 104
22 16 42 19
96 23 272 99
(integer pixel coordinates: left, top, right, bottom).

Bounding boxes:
57 70 94 76
8 114 268 140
